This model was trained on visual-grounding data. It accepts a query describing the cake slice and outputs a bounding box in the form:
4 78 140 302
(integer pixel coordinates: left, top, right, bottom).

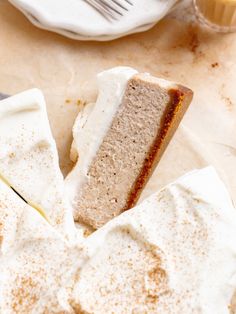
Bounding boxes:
0 89 77 240
65 67 193 229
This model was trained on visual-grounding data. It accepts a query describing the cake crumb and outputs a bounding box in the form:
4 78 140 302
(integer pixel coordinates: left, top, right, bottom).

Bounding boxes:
211 62 219 68
83 229 92 238
77 99 87 107
188 25 200 53
8 152 15 158
221 95 233 111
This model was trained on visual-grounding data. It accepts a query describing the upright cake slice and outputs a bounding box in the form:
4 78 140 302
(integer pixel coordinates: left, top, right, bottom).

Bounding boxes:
66 67 193 229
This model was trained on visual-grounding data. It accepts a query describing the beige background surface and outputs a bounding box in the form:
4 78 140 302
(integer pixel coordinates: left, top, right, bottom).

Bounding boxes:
0 0 236 205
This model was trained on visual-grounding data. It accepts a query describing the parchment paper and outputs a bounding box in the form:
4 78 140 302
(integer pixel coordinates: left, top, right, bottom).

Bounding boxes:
0 0 236 207
1 1 236 310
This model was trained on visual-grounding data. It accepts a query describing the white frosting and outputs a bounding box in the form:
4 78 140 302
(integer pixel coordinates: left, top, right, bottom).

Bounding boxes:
0 178 86 313
0 89 77 241
74 167 236 313
70 102 95 163
65 66 138 205
1 167 236 313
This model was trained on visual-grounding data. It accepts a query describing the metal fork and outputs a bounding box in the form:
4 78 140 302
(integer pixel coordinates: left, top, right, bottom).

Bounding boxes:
83 0 133 21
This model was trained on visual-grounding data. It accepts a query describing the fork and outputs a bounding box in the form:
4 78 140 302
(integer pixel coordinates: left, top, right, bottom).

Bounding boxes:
83 0 133 21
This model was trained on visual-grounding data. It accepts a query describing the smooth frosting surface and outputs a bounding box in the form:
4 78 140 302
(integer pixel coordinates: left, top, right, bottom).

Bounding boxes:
0 89 77 240
1 166 236 313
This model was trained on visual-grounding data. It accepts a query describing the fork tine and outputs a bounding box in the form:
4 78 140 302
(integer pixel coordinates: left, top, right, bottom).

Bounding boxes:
110 0 129 11
100 0 123 15
124 0 133 5
84 0 117 21
83 0 132 22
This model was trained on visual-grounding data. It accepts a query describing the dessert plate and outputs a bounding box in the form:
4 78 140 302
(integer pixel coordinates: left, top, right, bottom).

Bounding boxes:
9 0 178 41
0 93 8 100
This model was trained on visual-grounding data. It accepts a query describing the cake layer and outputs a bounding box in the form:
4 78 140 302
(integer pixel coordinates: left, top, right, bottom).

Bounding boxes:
66 67 193 229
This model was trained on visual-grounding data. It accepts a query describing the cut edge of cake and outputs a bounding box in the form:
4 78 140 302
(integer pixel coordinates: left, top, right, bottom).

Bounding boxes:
66 67 193 229
123 73 193 211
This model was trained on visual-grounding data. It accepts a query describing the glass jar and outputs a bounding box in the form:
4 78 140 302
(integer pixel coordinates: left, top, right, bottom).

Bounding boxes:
193 0 236 32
